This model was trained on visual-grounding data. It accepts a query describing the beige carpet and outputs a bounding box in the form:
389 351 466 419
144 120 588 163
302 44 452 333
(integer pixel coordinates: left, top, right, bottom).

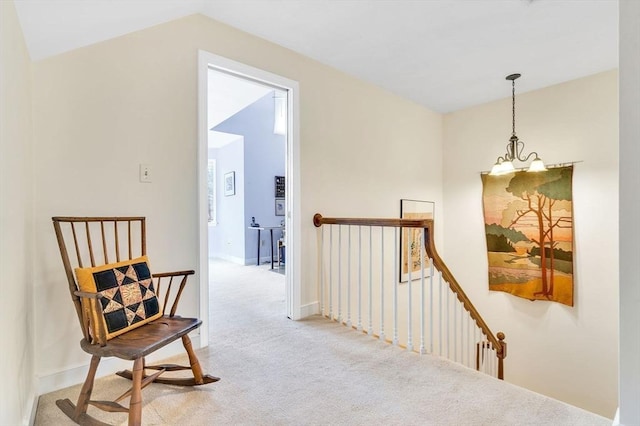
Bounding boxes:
35 259 610 425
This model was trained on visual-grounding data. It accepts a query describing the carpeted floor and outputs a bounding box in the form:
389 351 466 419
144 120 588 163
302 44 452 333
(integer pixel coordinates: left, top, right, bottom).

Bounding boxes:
35 259 610 425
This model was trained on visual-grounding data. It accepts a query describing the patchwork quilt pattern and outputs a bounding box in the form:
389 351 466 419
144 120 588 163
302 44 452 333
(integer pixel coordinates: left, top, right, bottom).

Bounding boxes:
93 261 159 333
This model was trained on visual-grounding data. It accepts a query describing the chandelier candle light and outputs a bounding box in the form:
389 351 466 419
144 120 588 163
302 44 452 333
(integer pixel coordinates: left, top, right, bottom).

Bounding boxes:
489 73 546 176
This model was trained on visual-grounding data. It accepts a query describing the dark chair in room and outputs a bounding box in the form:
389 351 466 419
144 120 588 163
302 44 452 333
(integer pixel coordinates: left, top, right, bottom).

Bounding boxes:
52 216 219 425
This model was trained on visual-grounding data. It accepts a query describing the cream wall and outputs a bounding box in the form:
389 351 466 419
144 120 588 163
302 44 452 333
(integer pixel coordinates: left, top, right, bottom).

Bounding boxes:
31 14 443 391
443 70 619 417
0 1 36 425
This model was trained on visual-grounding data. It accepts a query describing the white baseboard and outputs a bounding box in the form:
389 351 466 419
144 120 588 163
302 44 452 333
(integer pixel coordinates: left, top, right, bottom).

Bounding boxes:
299 301 319 318
244 256 277 266
37 332 200 396
209 253 278 266
210 254 275 266
210 253 246 265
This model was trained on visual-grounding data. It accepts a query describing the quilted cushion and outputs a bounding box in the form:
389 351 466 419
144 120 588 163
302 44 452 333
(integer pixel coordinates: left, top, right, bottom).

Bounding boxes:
75 256 162 340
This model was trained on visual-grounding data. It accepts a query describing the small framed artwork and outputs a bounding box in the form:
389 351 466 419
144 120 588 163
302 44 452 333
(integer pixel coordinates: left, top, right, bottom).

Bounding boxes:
224 171 235 196
275 198 285 216
399 199 435 283
275 176 285 198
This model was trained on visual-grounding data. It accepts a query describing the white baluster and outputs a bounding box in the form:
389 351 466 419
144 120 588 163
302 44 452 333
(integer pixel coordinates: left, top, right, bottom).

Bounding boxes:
468 315 472 368
407 234 413 352
338 225 342 323
460 301 465 365
477 329 482 372
486 344 490 376
368 226 373 335
379 227 385 342
393 228 398 346
483 340 488 374
490 343 494 376
462 302 466 365
320 225 324 317
453 296 457 362
347 225 352 328
477 328 482 370
357 226 363 331
473 323 480 368
446 279 450 359
439 270 443 357
329 225 333 320
419 229 426 355
429 247 434 354
492 346 497 378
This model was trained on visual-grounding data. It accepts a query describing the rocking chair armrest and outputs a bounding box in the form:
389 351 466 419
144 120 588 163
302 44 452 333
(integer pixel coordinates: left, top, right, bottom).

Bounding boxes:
74 290 104 300
72 290 109 346
152 270 195 279
152 270 195 317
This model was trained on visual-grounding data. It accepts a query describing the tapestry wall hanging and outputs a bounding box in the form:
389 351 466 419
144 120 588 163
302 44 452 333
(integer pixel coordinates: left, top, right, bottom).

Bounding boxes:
481 165 574 306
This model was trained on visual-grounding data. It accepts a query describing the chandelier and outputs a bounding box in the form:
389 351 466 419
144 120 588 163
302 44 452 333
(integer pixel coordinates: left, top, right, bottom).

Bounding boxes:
489 73 546 175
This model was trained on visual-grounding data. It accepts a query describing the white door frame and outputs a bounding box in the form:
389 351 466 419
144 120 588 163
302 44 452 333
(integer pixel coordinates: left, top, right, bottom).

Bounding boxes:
197 50 302 347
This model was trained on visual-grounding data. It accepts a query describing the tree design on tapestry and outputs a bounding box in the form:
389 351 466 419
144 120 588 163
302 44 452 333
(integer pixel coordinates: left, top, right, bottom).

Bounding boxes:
481 166 574 306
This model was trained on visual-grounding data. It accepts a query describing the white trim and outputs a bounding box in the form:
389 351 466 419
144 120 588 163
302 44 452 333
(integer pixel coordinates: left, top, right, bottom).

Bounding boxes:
299 301 320 319
25 391 38 426
612 407 620 426
210 253 248 265
210 253 275 266
285 72 302 320
197 51 210 349
245 257 280 266
197 51 302 342
38 357 132 396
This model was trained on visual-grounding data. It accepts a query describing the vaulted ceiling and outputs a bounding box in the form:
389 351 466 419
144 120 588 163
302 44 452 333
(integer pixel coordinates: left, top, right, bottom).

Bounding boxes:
14 0 618 113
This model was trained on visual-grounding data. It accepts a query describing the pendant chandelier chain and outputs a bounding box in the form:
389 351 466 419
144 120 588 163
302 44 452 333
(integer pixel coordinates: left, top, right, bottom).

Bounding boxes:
488 73 547 175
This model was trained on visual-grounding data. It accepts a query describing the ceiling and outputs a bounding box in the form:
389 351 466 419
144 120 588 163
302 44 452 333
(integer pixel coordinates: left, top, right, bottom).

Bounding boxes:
14 0 618 113
208 69 274 149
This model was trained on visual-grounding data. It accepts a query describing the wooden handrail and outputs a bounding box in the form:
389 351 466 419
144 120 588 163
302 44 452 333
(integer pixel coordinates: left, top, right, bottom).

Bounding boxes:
313 213 507 378
313 213 431 228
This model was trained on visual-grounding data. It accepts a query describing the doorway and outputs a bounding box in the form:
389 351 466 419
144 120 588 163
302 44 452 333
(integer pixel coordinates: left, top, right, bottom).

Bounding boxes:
197 51 301 348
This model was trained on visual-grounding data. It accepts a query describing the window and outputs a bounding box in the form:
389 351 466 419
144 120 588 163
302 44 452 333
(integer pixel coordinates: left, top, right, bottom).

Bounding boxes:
208 159 216 225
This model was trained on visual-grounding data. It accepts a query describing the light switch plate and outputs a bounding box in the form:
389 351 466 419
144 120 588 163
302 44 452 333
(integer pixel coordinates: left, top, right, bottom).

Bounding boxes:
139 164 152 183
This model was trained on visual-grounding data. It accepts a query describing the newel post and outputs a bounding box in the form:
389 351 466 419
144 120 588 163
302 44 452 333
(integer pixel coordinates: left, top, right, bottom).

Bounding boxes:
497 332 507 380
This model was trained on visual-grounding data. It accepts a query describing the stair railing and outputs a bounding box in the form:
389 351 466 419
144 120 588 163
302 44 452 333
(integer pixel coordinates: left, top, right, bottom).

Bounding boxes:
313 213 507 380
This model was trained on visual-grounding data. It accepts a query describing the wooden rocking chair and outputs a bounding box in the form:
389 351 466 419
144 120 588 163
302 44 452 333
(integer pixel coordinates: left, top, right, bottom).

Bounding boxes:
52 216 219 426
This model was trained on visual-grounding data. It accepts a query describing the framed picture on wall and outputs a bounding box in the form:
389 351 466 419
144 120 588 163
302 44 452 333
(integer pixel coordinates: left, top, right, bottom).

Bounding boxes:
399 199 435 283
275 176 285 198
224 171 235 196
275 199 285 216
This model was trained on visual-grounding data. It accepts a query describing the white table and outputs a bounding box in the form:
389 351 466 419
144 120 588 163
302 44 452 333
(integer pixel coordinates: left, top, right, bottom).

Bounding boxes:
248 226 283 269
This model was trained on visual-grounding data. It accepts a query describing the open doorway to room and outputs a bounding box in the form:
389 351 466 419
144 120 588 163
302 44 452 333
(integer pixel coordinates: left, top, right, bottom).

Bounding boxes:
206 71 286 270
197 51 301 348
